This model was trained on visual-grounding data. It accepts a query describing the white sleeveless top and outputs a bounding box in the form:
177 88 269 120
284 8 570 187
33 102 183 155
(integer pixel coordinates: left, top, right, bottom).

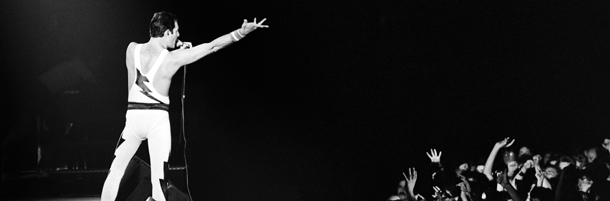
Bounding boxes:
127 44 170 105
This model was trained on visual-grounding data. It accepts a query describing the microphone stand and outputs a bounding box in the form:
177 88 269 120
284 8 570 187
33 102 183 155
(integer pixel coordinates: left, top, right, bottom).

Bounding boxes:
180 64 194 201
180 65 186 144
176 40 193 199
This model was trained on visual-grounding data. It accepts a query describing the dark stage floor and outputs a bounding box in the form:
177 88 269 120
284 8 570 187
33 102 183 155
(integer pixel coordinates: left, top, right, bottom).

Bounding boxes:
1 169 105 201
1 162 189 201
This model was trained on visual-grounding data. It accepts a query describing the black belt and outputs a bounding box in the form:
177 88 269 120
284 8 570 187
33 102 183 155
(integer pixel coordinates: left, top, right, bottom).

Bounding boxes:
127 102 169 111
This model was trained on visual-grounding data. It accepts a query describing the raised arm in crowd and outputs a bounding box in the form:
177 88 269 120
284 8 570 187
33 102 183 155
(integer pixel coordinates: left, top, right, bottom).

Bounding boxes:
388 137 610 201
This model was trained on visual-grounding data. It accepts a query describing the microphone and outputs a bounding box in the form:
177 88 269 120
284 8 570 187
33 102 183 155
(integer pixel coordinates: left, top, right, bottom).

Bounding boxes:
176 40 192 49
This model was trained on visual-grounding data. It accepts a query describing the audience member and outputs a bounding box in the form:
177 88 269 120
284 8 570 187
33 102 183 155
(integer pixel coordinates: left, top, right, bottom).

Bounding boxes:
389 137 610 201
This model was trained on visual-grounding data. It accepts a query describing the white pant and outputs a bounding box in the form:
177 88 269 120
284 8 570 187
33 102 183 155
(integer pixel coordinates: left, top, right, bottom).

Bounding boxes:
101 110 171 201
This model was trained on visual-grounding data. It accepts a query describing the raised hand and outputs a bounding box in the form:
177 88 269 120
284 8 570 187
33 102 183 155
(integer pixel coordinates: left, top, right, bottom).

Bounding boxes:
532 154 542 171
403 168 418 196
240 18 269 35
426 149 442 163
532 154 541 165
495 137 515 148
484 137 515 181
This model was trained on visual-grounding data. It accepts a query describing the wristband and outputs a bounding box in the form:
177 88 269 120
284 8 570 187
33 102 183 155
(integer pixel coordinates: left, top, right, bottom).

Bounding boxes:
236 29 245 37
231 31 239 41
518 171 525 177
231 29 246 42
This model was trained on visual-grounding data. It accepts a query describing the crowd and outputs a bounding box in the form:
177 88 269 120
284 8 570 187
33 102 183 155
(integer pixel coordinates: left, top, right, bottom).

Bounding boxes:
388 137 610 201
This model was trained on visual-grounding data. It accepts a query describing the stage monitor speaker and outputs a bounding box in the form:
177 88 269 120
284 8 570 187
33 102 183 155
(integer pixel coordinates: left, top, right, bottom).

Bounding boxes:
126 179 151 201
166 181 191 201
117 156 191 201
126 179 191 201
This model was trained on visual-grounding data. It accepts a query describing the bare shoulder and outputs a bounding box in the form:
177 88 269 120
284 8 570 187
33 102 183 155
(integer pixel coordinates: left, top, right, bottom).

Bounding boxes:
126 42 139 55
125 42 139 67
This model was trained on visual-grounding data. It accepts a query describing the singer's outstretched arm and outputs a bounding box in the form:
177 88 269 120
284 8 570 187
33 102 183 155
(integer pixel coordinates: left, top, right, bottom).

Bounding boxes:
167 18 268 68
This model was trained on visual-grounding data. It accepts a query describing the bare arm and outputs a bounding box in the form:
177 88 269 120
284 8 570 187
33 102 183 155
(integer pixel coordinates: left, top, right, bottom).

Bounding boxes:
403 168 417 201
483 138 515 181
169 18 269 67
514 159 533 181
125 42 136 91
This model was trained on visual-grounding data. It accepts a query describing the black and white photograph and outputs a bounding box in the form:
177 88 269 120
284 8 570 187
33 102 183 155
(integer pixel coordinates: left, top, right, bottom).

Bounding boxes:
2 0 610 201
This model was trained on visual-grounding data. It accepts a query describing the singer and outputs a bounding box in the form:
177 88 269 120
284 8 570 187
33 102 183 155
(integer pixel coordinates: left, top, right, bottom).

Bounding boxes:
101 11 268 201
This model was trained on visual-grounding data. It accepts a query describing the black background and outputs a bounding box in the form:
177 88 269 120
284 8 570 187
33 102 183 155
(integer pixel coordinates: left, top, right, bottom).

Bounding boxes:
2 0 610 200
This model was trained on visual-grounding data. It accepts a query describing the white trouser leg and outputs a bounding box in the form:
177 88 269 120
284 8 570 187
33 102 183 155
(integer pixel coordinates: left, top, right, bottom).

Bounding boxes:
101 131 142 201
148 118 171 201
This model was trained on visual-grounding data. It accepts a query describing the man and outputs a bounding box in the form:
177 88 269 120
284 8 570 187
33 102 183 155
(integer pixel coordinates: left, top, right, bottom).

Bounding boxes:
101 11 268 201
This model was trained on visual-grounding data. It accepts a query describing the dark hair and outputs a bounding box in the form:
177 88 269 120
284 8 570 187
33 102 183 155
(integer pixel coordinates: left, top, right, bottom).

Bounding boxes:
559 155 574 164
149 11 177 37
